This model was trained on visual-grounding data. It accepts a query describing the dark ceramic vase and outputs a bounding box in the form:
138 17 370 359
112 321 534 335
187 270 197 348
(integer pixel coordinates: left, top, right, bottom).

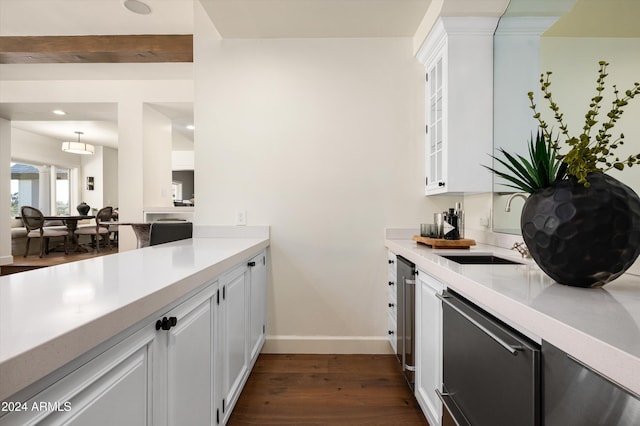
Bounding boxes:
77 202 90 215
521 173 640 288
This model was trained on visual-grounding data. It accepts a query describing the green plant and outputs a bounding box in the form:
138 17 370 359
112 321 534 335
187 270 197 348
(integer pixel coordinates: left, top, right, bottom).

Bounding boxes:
529 61 640 187
484 131 567 193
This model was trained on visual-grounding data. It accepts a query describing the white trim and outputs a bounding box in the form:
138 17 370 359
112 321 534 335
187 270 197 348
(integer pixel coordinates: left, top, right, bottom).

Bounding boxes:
0 255 14 266
262 335 394 355
416 16 500 64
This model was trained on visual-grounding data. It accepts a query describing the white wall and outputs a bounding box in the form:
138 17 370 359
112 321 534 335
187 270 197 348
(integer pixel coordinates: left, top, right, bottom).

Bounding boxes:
80 146 104 211
143 105 173 208
0 119 11 265
195 5 446 352
11 128 82 169
102 146 118 208
540 37 640 192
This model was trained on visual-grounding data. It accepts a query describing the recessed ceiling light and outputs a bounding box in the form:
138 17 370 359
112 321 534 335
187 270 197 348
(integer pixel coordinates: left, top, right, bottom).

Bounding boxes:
186 124 195 130
123 0 151 15
52 109 66 116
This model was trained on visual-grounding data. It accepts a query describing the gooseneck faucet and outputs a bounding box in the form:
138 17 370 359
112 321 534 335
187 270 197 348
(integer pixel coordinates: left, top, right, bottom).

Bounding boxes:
505 192 529 212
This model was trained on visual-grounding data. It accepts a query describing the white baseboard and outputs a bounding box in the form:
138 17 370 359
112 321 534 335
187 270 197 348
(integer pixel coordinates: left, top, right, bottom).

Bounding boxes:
262 335 394 354
0 255 13 266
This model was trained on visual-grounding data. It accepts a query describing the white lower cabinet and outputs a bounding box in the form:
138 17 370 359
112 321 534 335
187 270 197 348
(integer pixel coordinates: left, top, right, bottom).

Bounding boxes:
217 263 249 425
154 285 216 426
0 249 268 426
248 253 267 362
415 269 444 426
216 251 267 425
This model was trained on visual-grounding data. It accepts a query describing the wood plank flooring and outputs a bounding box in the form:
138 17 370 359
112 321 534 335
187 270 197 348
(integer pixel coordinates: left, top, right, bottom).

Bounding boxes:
0 245 118 275
228 354 429 425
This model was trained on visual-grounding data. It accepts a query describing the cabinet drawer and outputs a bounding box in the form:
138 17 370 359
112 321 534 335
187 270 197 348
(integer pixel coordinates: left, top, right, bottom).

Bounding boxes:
0 326 156 426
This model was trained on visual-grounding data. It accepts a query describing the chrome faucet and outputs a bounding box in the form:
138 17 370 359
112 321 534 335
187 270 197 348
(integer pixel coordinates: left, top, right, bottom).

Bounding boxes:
512 242 531 259
505 192 529 212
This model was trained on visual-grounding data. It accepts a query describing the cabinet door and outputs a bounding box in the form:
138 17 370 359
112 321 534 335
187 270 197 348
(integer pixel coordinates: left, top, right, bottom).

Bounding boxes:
159 285 215 426
425 52 446 195
415 270 443 426
219 265 249 424
0 326 156 426
248 252 267 362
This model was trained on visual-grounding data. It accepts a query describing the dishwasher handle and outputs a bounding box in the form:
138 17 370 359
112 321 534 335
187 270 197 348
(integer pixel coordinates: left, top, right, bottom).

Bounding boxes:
435 388 471 426
437 293 523 356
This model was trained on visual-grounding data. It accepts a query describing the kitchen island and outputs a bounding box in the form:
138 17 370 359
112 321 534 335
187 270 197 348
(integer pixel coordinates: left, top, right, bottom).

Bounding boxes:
0 228 269 425
386 235 640 397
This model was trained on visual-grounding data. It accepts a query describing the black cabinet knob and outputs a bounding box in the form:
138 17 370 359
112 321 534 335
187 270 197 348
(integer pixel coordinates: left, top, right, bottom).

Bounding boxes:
247 261 256 267
155 316 178 331
388 330 394 335
438 181 446 187
388 281 394 286
388 303 395 308
388 259 395 264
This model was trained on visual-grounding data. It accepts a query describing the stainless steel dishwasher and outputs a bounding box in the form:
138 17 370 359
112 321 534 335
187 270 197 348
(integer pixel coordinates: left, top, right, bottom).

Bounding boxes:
437 289 541 426
396 255 416 389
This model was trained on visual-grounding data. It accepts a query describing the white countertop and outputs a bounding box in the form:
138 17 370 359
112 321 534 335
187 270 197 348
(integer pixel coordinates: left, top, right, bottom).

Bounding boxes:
0 236 269 402
386 238 640 396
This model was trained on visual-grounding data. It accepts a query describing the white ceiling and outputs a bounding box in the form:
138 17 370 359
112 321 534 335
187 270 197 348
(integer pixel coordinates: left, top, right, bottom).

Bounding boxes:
2 0 631 151
0 0 431 151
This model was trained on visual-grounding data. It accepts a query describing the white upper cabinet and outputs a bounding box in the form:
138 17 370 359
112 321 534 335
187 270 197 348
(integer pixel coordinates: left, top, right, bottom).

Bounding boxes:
418 17 499 195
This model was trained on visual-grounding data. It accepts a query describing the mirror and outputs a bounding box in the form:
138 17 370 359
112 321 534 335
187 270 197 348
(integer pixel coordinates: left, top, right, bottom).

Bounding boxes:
491 0 640 234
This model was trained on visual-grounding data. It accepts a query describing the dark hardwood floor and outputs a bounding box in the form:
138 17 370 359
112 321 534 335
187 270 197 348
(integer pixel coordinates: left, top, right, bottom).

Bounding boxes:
1 244 118 275
229 354 429 425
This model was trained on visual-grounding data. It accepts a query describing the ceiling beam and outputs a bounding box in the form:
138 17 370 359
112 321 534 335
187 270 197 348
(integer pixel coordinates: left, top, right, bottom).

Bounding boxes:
0 35 193 64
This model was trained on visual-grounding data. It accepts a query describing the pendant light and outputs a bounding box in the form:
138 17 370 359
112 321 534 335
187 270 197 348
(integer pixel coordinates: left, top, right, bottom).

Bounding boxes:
61 131 95 155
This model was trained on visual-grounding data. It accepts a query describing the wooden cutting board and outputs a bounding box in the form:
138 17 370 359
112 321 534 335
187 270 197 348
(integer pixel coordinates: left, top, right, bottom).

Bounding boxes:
413 235 476 249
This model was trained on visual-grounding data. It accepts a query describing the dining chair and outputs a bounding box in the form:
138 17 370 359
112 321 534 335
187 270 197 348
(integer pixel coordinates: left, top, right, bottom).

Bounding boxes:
21 206 69 258
74 206 113 252
149 221 193 246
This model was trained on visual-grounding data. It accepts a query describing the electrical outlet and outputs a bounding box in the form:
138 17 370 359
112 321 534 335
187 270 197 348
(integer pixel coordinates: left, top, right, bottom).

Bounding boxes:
236 210 247 226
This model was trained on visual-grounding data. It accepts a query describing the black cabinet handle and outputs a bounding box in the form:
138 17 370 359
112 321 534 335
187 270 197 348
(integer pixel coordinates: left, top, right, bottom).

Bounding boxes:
388 259 395 264
247 261 256 267
388 281 394 286
155 316 178 331
388 303 395 308
388 330 394 335
438 181 446 187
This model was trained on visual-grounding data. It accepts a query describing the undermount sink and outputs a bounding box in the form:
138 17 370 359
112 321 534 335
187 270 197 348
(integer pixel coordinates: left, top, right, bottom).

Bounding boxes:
439 254 523 265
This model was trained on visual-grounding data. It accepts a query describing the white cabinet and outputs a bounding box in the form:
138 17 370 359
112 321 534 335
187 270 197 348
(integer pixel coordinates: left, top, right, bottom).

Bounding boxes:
0 249 269 426
0 286 218 426
217 264 249 425
1 327 156 426
248 252 267 361
415 269 444 426
387 250 397 353
216 250 268 425
153 285 216 426
417 17 498 195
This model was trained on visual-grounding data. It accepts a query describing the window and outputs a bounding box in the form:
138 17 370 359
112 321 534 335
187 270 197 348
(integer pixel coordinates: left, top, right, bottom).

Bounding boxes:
11 162 40 217
56 168 70 214
10 162 72 216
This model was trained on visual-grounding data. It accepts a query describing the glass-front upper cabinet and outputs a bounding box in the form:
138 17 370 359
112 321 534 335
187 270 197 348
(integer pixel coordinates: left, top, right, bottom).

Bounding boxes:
426 55 444 194
418 17 497 196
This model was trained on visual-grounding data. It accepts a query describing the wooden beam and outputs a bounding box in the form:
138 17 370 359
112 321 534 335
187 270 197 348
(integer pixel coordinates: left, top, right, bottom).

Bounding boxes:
0 35 193 64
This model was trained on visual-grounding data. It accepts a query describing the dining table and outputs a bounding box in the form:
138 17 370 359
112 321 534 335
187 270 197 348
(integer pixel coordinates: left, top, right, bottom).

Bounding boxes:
43 215 94 252
107 222 151 248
